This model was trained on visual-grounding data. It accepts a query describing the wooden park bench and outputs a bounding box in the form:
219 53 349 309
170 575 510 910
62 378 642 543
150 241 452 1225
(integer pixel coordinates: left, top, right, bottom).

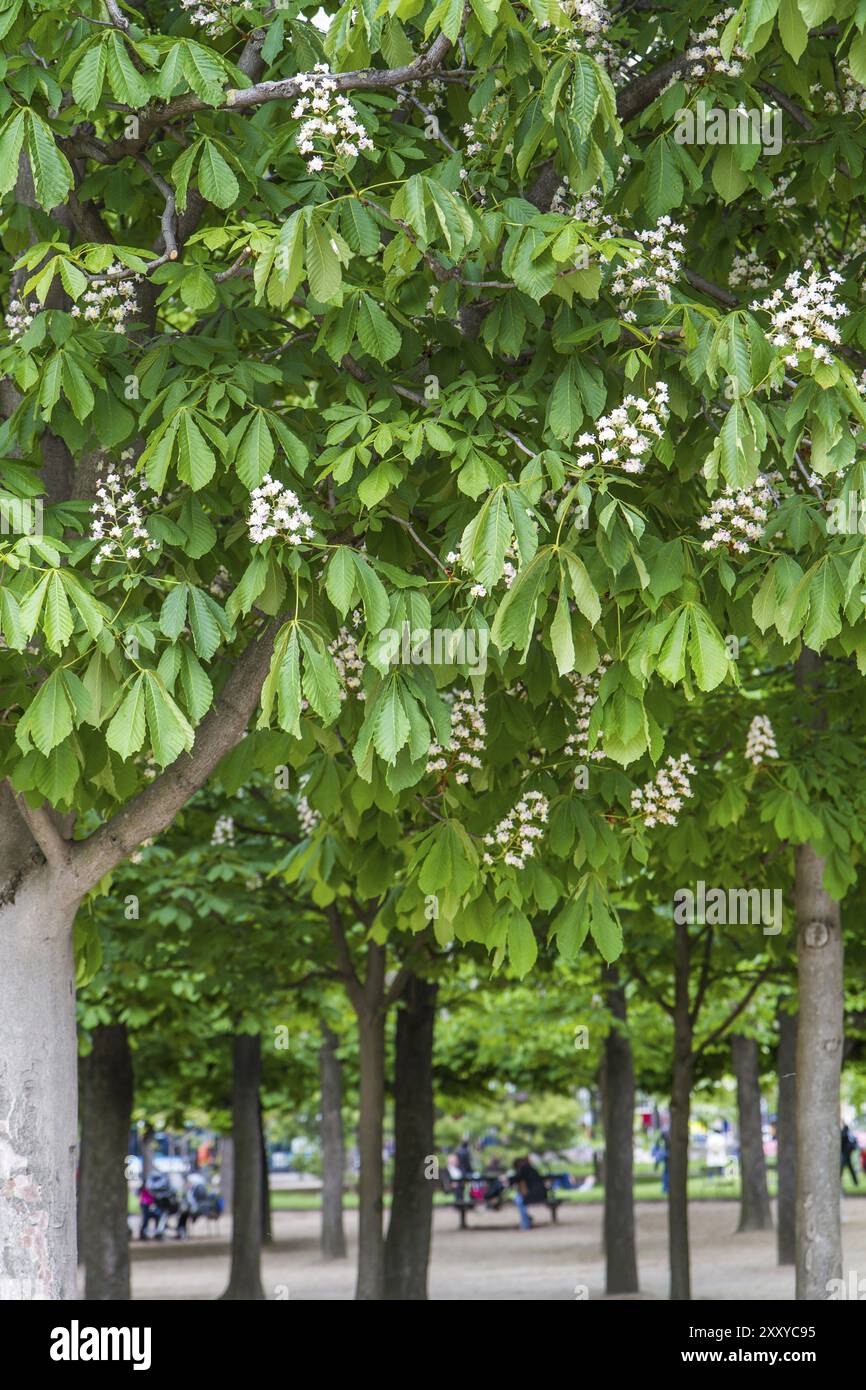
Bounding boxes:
440 1170 566 1229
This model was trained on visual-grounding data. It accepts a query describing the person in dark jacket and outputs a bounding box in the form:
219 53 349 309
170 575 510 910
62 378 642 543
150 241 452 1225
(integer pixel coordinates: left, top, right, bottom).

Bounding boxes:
511 1155 547 1230
841 1124 859 1185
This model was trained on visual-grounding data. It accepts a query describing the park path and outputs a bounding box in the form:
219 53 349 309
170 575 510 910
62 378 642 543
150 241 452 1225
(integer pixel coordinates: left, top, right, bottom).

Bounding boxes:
115 1198 866 1300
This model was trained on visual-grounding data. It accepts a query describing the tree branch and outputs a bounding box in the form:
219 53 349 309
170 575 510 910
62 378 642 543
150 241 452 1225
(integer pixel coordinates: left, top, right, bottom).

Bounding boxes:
68 619 282 896
11 790 70 868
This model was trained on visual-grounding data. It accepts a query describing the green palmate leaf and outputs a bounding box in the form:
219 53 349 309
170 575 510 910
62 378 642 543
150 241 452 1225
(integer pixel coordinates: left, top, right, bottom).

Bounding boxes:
778 0 808 60
187 586 223 659
176 411 216 490
105 674 147 760
373 680 411 762
507 911 538 978
72 42 108 112
159 584 189 640
234 412 274 489
644 137 684 221
656 606 689 684
562 551 601 626
804 559 843 650
105 32 151 107
143 671 195 766
551 896 590 963
418 819 477 895
197 139 239 209
298 630 342 724
550 573 576 676
326 546 357 617
356 293 401 362
491 549 552 654
305 217 343 302
686 603 731 691
43 570 73 653
352 553 389 633
16 671 74 756
547 360 583 444
460 487 511 590
26 113 73 210
0 110 26 196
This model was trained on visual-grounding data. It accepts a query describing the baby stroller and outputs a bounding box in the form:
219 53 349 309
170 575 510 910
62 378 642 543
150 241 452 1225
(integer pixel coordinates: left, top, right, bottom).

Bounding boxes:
139 1171 179 1240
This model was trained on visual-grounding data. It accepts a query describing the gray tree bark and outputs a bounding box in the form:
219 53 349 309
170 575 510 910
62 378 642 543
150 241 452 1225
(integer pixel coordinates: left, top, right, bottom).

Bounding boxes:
355 953 386 1301
81 1024 134 1300
669 919 693 1301
319 1023 347 1260
776 1008 798 1266
385 974 437 1301
601 972 639 1295
731 1034 772 1233
795 843 843 1300
794 650 844 1300
220 1035 265 1300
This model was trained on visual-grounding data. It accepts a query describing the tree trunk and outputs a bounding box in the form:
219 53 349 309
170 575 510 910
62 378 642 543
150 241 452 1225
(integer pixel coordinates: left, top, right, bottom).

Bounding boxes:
731 1034 772 1233
385 974 437 1301
81 1024 134 1300
220 1034 265 1301
258 1096 271 1246
319 1023 347 1260
794 649 844 1300
795 842 843 1300
355 942 386 1301
668 919 693 1302
776 1008 798 1266
601 972 639 1295
0 862 79 1302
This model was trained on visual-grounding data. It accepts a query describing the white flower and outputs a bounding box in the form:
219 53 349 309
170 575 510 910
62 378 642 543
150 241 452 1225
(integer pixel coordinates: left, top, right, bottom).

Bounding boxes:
745 714 779 767
484 790 549 872
426 690 487 782
329 626 365 701
212 815 235 846
752 264 848 364
698 473 780 555
248 474 314 547
90 462 159 566
565 656 612 764
631 755 696 828
571 382 669 477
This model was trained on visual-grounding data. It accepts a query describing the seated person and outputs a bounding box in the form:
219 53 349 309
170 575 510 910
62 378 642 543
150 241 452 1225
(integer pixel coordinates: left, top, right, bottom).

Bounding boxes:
511 1154 547 1230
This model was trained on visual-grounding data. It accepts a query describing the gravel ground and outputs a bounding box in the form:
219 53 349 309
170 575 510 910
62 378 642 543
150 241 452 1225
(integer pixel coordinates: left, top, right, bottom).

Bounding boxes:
114 1196 866 1300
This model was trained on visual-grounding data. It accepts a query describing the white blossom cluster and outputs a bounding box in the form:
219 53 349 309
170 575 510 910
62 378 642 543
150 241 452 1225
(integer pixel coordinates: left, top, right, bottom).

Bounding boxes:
248 475 314 546
698 474 777 554
179 0 252 36
4 297 38 341
483 790 549 870
292 65 373 172
297 794 319 836
565 655 612 763
810 61 866 116
575 381 670 475
71 268 139 333
630 754 696 828
329 624 365 701
745 713 779 767
611 217 686 319
751 262 848 367
728 249 772 290
426 690 487 784
685 8 747 79
560 0 625 79
90 456 159 566
212 815 235 846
